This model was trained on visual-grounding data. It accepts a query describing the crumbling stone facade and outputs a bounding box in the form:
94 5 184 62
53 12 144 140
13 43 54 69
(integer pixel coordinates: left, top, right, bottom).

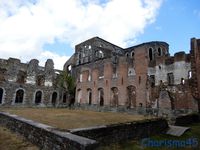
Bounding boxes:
190 38 200 112
0 58 67 107
65 37 200 113
0 37 199 112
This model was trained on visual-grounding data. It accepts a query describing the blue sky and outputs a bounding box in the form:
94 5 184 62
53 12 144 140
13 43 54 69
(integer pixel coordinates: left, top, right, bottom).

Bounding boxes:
0 0 199 69
138 0 200 55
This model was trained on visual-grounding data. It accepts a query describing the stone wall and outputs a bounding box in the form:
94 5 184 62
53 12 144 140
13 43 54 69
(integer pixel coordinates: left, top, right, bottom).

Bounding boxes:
0 58 69 107
0 112 98 150
0 111 169 149
175 113 200 126
70 118 168 145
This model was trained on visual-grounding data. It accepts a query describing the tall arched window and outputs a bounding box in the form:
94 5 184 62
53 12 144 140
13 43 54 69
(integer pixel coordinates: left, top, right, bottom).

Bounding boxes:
52 92 57 106
0 88 3 104
15 89 24 103
111 87 118 107
78 53 81 64
158 47 162 56
149 48 153 61
127 86 136 108
87 89 92 105
77 89 82 103
131 51 134 58
98 88 104 106
63 93 67 103
35 91 42 104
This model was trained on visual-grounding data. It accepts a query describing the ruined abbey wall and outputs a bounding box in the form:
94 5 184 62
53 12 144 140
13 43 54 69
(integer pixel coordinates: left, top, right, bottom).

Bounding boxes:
0 58 67 107
0 36 199 112
65 37 199 112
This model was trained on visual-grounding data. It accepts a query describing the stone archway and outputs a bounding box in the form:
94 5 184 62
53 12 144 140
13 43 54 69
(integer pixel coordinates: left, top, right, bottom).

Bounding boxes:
35 91 42 104
52 92 57 106
0 88 3 104
15 89 24 103
111 87 118 107
127 86 136 108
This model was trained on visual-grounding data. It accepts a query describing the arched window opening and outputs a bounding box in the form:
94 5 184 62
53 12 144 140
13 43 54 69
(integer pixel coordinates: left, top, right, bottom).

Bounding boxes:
99 51 104 58
98 88 104 106
79 74 83 82
188 71 192 79
131 51 134 58
77 89 82 103
150 75 155 87
35 91 42 104
126 53 129 58
181 78 185 84
149 48 153 61
167 73 174 85
0 88 3 104
36 75 45 86
68 65 72 71
139 76 141 84
78 53 82 59
158 47 162 56
52 92 57 106
111 87 118 107
78 53 81 64
87 89 92 105
17 71 26 84
63 93 67 103
15 89 24 103
127 86 136 108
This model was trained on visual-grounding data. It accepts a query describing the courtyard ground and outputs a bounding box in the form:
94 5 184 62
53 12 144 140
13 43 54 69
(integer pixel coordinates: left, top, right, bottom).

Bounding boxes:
0 108 199 150
0 107 147 129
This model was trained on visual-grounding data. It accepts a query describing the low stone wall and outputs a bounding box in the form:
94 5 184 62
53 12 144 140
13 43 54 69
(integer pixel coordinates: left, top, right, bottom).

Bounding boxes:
0 111 169 149
0 112 98 150
175 113 200 126
72 104 195 117
70 118 168 145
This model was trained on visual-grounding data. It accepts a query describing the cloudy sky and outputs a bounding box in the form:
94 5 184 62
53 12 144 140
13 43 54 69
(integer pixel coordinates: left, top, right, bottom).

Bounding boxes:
0 0 200 69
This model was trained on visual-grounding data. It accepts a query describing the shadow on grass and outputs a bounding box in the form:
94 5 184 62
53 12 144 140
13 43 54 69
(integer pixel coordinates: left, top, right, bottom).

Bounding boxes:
98 123 200 150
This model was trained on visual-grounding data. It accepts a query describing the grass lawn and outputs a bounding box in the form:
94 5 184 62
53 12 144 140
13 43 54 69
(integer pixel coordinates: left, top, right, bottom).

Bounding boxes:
0 107 147 129
99 123 200 150
0 126 38 150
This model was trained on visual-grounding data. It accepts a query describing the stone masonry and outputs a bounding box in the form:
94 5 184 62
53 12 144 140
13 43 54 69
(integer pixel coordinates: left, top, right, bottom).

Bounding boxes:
0 58 67 107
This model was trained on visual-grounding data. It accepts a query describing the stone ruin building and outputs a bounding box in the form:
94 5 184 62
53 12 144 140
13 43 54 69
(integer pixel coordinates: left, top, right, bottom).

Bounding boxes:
64 37 200 114
0 58 68 107
0 37 200 115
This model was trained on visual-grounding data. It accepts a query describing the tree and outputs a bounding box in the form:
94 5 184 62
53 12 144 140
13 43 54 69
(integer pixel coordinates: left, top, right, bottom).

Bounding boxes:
57 71 76 106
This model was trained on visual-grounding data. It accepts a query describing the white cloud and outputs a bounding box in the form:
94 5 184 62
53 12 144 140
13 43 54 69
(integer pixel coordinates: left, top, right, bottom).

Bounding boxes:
0 0 162 69
38 51 70 70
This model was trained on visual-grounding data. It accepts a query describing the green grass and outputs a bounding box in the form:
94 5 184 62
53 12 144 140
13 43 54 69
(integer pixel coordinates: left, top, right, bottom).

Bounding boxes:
99 123 200 150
